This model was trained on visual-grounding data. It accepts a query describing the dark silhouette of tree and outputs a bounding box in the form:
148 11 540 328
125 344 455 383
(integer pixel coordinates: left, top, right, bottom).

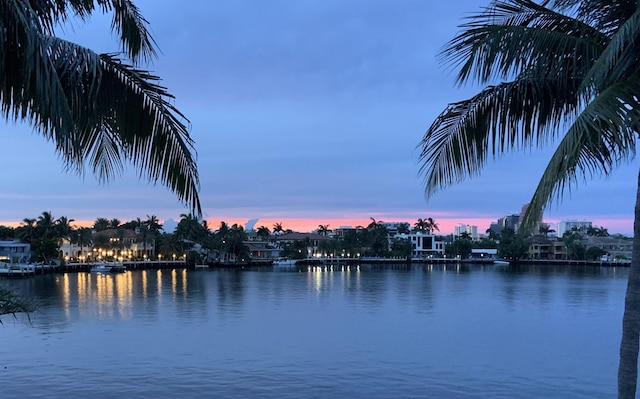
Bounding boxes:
317 224 331 236
93 218 110 232
1 0 200 213
272 222 284 235
397 222 411 234
256 226 271 240
16 218 37 243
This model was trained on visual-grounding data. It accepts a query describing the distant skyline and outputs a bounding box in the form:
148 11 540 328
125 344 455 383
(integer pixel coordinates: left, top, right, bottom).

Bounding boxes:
1 1 636 235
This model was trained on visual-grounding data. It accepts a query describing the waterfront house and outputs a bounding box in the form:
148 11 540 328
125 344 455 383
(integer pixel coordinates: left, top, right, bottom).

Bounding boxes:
92 228 155 260
244 241 282 261
527 237 567 260
582 236 633 261
395 232 445 259
0 240 31 263
275 232 331 257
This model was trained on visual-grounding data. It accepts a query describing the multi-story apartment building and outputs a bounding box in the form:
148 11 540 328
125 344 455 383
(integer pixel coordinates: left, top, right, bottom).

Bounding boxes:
489 214 520 234
454 224 478 240
557 220 593 237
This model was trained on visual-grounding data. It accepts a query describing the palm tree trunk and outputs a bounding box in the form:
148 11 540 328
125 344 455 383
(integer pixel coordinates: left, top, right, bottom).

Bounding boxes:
618 167 640 398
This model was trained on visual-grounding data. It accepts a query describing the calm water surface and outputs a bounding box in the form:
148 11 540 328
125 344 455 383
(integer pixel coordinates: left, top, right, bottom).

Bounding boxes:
0 263 628 398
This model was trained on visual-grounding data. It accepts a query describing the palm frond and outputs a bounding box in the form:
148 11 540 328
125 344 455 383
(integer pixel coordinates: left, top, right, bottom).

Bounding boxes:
0 2 77 137
581 9 640 92
442 0 607 85
24 0 157 62
418 69 585 198
90 53 200 214
98 0 158 63
520 80 640 232
0 2 199 214
51 46 201 214
574 0 637 33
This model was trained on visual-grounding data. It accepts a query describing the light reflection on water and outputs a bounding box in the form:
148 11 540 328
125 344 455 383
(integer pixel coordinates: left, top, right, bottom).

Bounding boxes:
0 264 628 398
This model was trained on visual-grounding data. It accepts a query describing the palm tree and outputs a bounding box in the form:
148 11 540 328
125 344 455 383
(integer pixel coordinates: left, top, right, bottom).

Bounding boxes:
55 216 75 242
417 1 640 396
0 226 14 240
426 218 439 234
17 218 36 243
217 222 230 237
367 218 383 230
109 218 121 229
538 223 556 238
93 218 110 232
146 215 163 235
75 227 93 259
397 222 411 234
176 213 203 242
36 211 56 238
1 1 200 214
225 224 249 261
137 223 151 259
157 233 182 258
273 223 284 235
414 218 427 232
317 224 332 236
256 226 271 240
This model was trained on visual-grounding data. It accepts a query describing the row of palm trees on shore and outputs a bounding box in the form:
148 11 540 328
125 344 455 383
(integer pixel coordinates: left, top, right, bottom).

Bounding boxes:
0 213 443 263
313 217 440 237
0 212 166 262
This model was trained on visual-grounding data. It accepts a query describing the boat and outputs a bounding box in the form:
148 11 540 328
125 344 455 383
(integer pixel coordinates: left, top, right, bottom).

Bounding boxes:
90 261 126 273
0 262 35 277
273 258 298 267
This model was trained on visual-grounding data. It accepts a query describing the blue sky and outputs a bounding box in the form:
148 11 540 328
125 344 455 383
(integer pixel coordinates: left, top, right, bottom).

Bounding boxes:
0 0 636 234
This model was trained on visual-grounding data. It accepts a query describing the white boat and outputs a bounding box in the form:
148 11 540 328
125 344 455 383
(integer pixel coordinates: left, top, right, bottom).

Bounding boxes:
90 261 126 273
0 262 35 277
273 259 298 267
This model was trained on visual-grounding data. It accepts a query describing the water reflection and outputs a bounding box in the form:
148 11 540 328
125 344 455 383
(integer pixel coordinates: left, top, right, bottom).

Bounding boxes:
0 263 629 398
1 263 627 329
216 269 245 317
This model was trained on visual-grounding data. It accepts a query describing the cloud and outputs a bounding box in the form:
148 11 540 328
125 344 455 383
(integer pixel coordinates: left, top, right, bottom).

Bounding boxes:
245 218 259 231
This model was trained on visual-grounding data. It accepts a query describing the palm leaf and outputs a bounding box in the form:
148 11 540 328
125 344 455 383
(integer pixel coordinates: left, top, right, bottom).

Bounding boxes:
418 68 585 198
580 9 640 92
520 79 640 232
0 2 200 214
26 0 157 62
442 0 606 85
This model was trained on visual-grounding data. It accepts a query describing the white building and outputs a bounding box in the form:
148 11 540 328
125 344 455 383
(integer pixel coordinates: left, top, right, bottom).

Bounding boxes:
0 240 31 263
557 220 592 237
397 232 445 259
454 224 479 240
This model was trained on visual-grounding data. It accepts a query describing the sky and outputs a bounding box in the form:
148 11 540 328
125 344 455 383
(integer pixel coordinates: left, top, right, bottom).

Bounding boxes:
1 0 637 235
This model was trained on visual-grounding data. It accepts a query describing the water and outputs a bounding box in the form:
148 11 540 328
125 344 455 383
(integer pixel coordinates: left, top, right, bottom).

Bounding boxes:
0 263 628 398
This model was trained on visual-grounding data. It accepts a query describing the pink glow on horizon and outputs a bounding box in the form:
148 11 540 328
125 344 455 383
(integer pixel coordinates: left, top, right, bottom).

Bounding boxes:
0 216 632 236
204 217 497 235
